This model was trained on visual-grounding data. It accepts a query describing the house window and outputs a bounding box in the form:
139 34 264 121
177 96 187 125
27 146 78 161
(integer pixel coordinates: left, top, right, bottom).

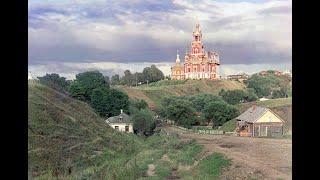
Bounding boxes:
115 126 119 130
125 126 129 132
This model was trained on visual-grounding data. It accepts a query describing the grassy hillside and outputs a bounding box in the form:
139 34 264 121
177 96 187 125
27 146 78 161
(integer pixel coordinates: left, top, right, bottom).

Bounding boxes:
28 81 230 179
28 81 144 178
118 79 246 108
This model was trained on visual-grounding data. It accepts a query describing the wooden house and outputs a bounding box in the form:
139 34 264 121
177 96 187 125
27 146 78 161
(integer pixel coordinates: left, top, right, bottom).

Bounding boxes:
235 105 284 137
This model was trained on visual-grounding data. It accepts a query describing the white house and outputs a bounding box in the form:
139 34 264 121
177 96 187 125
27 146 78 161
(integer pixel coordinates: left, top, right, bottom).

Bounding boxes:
106 109 133 133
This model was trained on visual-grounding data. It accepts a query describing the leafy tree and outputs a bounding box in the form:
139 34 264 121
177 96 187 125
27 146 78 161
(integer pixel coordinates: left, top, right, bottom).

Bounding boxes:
121 70 135 86
106 89 130 117
219 89 258 105
246 73 284 98
187 94 223 111
166 99 197 128
132 109 155 135
219 89 247 105
38 73 70 92
111 74 120 85
130 99 148 110
142 65 164 83
90 87 129 117
246 88 259 101
90 87 109 117
69 71 109 102
203 101 239 128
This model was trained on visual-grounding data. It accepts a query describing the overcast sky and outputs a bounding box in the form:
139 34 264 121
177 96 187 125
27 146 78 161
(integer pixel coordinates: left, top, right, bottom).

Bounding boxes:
28 0 292 79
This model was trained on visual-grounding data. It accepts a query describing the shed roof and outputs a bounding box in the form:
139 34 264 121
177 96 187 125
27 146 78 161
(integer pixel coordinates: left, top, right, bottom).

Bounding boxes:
106 112 132 124
236 106 269 123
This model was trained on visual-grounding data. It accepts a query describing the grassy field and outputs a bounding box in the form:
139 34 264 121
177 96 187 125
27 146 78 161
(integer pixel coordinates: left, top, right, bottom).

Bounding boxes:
118 79 246 108
28 81 230 179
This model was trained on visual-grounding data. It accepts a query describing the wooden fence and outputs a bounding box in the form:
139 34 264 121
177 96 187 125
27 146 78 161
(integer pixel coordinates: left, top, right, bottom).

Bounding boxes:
171 125 225 135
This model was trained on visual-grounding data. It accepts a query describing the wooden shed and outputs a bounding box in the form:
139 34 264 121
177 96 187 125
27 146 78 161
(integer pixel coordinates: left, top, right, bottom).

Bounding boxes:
235 105 284 137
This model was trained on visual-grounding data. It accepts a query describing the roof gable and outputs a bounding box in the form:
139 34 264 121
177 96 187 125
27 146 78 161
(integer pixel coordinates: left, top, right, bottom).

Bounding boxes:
256 110 284 123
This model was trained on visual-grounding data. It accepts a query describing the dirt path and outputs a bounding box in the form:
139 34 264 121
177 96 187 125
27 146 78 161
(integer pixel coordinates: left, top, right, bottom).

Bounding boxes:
163 126 292 180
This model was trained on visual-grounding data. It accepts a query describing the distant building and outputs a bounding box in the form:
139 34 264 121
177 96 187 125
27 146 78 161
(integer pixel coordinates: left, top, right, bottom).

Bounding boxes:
106 109 133 133
171 21 220 80
283 69 292 78
259 70 283 76
227 73 249 82
259 97 269 101
235 105 284 137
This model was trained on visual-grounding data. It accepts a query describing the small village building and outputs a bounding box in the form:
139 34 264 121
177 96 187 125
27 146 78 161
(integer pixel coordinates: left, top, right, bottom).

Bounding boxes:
235 105 284 137
106 109 133 133
227 73 249 82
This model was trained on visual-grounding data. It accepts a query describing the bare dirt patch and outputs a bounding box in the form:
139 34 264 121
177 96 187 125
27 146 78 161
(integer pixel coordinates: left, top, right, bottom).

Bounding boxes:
164 126 292 180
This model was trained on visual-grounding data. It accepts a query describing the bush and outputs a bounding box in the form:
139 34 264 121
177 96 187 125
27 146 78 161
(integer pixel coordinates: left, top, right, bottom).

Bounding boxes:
203 101 239 127
165 99 197 128
69 71 109 102
38 73 70 93
132 109 156 135
187 94 224 111
219 89 258 105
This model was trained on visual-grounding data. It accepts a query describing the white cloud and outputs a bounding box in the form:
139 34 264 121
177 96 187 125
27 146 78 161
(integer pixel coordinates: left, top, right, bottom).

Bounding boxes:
28 0 292 65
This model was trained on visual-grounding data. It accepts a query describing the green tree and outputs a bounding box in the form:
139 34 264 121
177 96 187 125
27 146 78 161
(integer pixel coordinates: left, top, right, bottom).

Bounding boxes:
90 87 109 117
166 99 197 128
90 87 129 117
121 70 135 86
142 65 164 83
38 73 70 93
106 89 130 117
246 73 283 98
132 109 155 135
219 89 246 105
130 99 148 110
111 74 120 85
69 71 109 102
219 89 258 105
187 94 223 111
203 101 239 128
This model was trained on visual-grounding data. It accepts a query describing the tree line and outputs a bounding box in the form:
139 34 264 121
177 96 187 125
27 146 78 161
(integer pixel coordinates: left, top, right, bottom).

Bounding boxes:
245 71 292 99
156 88 260 129
36 71 156 135
110 65 164 86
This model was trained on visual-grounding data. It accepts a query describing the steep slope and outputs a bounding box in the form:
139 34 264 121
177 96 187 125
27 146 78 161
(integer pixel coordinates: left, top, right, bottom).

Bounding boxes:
28 81 142 178
118 79 246 108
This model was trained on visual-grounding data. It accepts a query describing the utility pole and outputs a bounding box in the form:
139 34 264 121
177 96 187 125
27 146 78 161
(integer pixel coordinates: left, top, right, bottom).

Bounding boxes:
147 80 149 86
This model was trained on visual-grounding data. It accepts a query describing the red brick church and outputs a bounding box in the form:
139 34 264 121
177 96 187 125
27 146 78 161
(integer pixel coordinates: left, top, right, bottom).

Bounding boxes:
171 21 220 80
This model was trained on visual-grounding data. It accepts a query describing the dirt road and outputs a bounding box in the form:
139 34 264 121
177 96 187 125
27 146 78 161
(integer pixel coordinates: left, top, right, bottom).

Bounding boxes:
163 126 292 180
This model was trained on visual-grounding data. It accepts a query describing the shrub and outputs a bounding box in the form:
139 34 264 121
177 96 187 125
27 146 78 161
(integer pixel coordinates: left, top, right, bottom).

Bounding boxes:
132 109 156 135
203 101 239 127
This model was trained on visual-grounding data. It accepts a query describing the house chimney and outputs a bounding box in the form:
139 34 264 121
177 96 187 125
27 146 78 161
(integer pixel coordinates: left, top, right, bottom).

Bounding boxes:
120 109 123 114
